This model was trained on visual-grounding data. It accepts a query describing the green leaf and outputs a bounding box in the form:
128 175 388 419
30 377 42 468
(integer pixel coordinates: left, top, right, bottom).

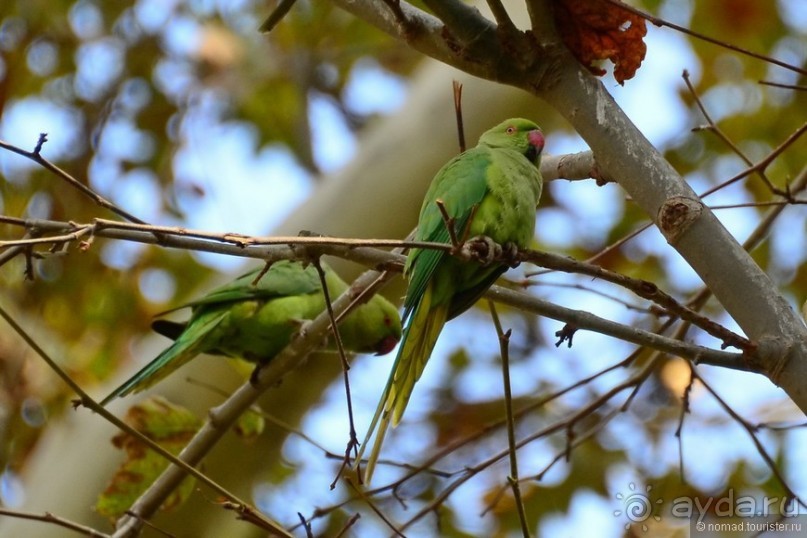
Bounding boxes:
234 408 266 441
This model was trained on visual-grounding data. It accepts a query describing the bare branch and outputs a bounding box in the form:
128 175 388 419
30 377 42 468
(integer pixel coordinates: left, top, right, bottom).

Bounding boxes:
0 138 146 224
258 0 298 32
0 305 289 538
112 267 397 537
600 0 807 76
0 508 111 537
488 300 531 537
521 248 753 351
310 258 362 488
329 0 807 411
0 215 749 369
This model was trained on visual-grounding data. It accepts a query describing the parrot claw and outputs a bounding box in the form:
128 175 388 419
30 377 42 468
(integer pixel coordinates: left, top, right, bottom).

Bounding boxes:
501 242 522 268
249 363 264 387
461 235 502 266
460 237 522 267
291 318 310 333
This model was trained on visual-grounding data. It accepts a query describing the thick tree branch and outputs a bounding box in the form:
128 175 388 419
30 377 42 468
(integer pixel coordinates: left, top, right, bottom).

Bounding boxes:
328 0 807 414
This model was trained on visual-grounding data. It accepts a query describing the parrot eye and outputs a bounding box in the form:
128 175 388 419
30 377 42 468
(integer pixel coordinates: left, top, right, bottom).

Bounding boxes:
505 126 516 135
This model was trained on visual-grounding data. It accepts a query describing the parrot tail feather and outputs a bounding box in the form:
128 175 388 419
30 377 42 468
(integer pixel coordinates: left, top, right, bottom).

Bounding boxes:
99 347 182 407
391 295 448 425
99 311 227 407
358 285 448 483
360 409 392 485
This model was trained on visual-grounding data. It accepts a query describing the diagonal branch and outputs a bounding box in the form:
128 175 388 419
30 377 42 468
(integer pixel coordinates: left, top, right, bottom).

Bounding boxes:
111 267 398 537
0 304 290 537
0 137 146 225
329 0 807 414
488 300 531 537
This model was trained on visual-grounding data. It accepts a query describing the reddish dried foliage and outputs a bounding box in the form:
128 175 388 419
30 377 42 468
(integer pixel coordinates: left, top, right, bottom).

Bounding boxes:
552 0 647 84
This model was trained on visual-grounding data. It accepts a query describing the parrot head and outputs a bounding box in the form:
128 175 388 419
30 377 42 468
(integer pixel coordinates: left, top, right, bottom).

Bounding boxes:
340 293 402 356
478 118 545 165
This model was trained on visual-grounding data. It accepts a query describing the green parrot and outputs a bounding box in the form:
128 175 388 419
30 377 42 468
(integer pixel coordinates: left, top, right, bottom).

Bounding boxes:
100 260 402 406
360 118 545 481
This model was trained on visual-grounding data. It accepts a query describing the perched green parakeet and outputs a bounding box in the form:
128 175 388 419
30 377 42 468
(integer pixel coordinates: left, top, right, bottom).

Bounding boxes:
101 260 402 406
360 118 545 481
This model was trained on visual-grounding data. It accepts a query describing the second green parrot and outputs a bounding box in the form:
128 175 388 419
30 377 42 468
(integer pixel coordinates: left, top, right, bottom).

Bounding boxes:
100 260 402 406
360 118 545 481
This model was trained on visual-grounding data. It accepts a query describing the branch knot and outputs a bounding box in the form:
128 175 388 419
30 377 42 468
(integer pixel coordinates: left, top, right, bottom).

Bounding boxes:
657 196 703 244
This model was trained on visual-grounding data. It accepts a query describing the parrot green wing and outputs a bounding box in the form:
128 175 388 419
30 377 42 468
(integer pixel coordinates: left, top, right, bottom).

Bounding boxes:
102 260 402 407
403 147 493 319
163 261 322 313
360 119 545 483
444 266 507 319
99 309 229 406
150 319 230 357
101 261 322 406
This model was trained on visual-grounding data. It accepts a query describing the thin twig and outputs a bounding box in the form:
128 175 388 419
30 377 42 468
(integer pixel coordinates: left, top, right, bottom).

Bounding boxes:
345 478 406 537
683 70 781 195
698 120 807 199
0 508 111 537
258 0 298 32
295 513 313 538
601 0 807 76
0 138 146 224
332 512 361 538
582 222 654 265
496 407 622 498
520 249 753 351
399 359 660 532
758 80 807 92
674 369 694 485
523 280 669 317
488 300 531 537
120 512 175 537
690 366 806 511
0 304 290 537
434 199 461 248
310 259 362 489
317 355 640 525
486 0 516 32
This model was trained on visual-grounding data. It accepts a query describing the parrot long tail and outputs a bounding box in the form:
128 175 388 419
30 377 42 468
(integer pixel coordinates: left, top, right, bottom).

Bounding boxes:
358 285 448 482
99 311 227 406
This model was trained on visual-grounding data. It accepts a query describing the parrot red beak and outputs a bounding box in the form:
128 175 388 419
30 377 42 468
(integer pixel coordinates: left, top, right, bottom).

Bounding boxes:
525 129 545 163
528 129 545 151
375 335 400 356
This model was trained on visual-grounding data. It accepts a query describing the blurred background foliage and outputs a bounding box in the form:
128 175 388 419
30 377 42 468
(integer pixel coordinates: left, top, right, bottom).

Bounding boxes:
0 0 805 536
0 0 422 437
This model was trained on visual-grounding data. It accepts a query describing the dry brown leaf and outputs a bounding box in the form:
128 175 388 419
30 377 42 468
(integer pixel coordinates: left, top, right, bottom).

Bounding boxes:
552 0 647 84
96 397 201 519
